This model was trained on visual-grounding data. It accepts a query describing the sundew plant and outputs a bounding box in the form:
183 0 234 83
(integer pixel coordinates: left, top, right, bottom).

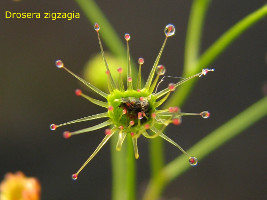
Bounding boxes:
51 23 214 179
50 1 267 200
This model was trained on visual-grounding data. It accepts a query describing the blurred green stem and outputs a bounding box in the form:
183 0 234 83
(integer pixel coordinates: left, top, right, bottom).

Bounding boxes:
149 0 211 182
166 4 267 108
143 96 267 200
184 0 211 74
111 135 136 200
146 3 267 199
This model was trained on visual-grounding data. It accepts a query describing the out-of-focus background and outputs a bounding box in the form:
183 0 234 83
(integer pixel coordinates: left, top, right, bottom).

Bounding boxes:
0 0 266 199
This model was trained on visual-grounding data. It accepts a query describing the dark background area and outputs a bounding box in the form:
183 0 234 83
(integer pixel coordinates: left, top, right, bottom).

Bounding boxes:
0 0 266 199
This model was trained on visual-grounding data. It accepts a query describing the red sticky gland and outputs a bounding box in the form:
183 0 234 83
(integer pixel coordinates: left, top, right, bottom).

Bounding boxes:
173 106 180 113
124 33 130 41
105 129 112 135
138 112 143 119
108 106 113 111
105 70 110 75
165 24 175 37
138 58 144 65
172 118 181 125
201 111 210 118
168 26 173 33
144 124 150 129
75 89 82 96
50 124 57 131
137 89 141 93
123 109 127 114
168 107 174 113
139 97 144 101
63 131 71 139
156 65 166 75
151 113 157 118
72 173 78 180
119 126 124 130
127 77 132 82
108 106 114 111
201 68 214 76
117 67 123 73
55 60 63 68
94 23 100 32
130 132 134 137
129 121 135 126
168 83 175 91
189 157 197 165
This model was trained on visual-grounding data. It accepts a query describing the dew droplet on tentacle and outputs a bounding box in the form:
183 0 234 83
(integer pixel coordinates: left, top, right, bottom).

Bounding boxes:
199 68 215 77
200 111 210 118
94 23 100 32
156 65 166 75
138 57 144 65
55 60 64 68
164 24 175 37
189 157 198 166
124 33 130 41
50 124 57 131
72 173 78 180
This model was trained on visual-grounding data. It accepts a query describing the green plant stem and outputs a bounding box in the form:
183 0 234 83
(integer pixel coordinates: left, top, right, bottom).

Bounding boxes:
166 4 267 108
184 0 211 74
197 4 267 71
145 5 267 199
111 135 126 200
111 135 136 200
149 137 164 178
126 135 136 200
143 96 267 200
149 0 211 182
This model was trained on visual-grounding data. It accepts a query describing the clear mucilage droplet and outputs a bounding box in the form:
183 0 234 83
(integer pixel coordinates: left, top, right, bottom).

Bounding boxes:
200 111 210 119
156 65 166 75
94 23 100 32
189 157 198 166
164 24 175 37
